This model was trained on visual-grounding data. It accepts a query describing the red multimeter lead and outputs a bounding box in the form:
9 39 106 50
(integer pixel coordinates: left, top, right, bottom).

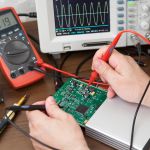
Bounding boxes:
88 30 150 85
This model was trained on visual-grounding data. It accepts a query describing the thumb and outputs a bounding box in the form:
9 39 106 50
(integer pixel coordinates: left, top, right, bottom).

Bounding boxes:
45 96 67 119
93 59 120 85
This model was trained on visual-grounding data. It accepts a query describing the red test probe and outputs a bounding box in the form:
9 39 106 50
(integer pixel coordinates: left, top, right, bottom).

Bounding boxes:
88 30 150 85
36 59 108 87
36 30 150 87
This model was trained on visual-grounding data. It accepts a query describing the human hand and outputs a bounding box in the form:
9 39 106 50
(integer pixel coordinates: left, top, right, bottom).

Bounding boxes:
26 97 89 150
92 47 150 106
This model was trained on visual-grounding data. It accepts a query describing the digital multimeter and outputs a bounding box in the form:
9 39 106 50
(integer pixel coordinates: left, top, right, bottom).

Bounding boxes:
0 7 45 89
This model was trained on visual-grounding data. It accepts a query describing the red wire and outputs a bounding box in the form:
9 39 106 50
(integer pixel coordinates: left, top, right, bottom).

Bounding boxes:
89 29 150 84
110 30 150 50
38 62 108 86
37 30 150 87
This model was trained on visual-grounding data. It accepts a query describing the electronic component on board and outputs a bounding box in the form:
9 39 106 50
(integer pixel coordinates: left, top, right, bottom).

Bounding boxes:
53 78 107 126
76 105 89 115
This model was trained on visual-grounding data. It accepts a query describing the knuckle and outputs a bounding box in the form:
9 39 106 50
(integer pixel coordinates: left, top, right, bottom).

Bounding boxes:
50 105 58 113
119 53 126 60
126 55 133 61
101 66 109 77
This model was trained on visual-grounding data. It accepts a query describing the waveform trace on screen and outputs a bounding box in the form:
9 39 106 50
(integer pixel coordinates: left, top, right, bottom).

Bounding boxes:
55 0 109 28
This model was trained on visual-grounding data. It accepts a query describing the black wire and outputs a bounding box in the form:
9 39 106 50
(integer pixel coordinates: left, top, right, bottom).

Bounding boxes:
135 43 142 64
50 55 59 68
19 14 39 47
142 51 150 57
47 55 64 91
130 80 150 150
27 33 40 45
27 28 64 91
18 13 29 17
60 53 72 70
4 110 58 150
18 12 37 18
59 53 72 85
75 54 93 76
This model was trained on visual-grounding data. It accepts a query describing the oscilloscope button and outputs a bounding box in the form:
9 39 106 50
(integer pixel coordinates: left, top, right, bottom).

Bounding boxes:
128 25 135 30
118 14 124 18
117 0 124 5
118 27 124 31
128 8 136 12
117 7 124 11
128 20 136 24
128 14 136 18
118 20 124 24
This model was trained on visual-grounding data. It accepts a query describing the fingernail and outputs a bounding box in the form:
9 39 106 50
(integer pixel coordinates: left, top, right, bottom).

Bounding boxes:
47 97 56 105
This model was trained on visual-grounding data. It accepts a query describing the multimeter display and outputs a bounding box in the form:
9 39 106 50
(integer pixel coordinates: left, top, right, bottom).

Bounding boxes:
0 12 17 31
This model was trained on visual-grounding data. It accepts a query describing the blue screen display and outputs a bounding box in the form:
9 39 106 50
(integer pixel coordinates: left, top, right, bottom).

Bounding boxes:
53 0 110 36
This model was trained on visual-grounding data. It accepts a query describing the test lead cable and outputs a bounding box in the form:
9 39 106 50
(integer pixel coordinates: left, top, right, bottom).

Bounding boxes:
88 30 150 85
36 30 150 87
130 80 150 150
36 59 108 87
5 112 58 150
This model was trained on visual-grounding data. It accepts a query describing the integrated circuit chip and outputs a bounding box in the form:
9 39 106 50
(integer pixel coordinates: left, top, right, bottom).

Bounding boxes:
76 105 89 114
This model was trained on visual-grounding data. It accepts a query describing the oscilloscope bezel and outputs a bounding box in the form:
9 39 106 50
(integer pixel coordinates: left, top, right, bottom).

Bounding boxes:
35 0 127 54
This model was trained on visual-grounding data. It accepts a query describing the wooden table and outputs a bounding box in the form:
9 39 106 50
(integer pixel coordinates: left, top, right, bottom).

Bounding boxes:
0 22 150 150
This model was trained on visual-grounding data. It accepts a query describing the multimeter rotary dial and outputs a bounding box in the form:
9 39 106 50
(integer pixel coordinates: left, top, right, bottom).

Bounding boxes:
4 40 31 65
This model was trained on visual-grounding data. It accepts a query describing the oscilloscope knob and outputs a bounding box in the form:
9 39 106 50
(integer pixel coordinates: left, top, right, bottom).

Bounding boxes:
141 13 149 18
142 5 150 12
145 32 150 41
141 5 149 12
140 21 150 31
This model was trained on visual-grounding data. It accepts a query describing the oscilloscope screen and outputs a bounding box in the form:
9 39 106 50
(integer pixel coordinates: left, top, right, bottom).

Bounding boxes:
53 0 110 36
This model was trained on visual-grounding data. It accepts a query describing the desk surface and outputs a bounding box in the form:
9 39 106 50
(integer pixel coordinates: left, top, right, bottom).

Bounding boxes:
0 22 150 150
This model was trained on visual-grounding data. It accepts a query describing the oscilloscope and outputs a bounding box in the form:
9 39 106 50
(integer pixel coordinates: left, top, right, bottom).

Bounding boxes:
35 0 150 54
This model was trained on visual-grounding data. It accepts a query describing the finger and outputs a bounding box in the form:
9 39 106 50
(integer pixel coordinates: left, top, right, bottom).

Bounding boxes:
32 101 45 105
93 58 120 85
93 46 111 60
26 110 50 125
93 49 120 70
45 96 67 119
92 47 130 75
100 76 107 83
107 87 116 99
125 55 138 69
92 46 110 70
108 51 135 75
